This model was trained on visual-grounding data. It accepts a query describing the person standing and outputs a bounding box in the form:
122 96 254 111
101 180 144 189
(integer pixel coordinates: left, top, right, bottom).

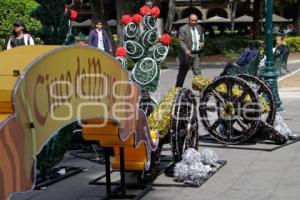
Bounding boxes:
88 19 112 54
6 19 34 50
274 35 286 59
175 14 204 87
170 27 178 37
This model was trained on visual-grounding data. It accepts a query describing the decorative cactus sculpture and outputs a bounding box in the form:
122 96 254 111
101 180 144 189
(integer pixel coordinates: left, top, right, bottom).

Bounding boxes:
118 5 171 92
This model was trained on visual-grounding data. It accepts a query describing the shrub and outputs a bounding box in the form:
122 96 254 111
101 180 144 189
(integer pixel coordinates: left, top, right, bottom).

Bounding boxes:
0 38 6 51
0 0 41 38
202 35 262 56
168 36 180 57
285 36 300 52
167 35 262 57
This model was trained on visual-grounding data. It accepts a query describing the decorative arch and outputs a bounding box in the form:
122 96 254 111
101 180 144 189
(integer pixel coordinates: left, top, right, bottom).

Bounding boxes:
182 6 203 20
206 7 228 19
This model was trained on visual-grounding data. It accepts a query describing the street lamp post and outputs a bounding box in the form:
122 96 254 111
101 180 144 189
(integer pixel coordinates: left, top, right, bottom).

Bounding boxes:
262 0 283 111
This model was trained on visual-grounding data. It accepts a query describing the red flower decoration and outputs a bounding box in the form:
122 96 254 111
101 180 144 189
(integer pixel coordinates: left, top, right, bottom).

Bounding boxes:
121 15 133 25
150 6 160 17
116 47 127 57
160 34 171 45
70 10 78 21
140 6 151 16
132 14 143 24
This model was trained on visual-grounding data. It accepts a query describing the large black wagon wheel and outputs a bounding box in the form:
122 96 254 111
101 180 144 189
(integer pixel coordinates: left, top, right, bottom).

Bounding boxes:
170 88 199 163
237 74 276 125
199 76 261 144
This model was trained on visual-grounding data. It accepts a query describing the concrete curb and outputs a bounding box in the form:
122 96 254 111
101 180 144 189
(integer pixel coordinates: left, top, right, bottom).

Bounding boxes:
166 59 300 67
287 59 300 64
279 91 300 99
278 68 300 82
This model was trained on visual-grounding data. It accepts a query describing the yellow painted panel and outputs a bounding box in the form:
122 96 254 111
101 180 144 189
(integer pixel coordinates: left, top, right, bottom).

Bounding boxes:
0 114 11 122
0 45 60 75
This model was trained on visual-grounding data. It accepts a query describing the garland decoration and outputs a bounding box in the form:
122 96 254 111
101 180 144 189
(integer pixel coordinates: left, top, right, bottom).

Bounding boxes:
140 29 158 48
151 44 169 63
124 40 145 61
192 75 212 92
132 58 159 91
147 87 181 138
143 15 156 30
124 22 139 39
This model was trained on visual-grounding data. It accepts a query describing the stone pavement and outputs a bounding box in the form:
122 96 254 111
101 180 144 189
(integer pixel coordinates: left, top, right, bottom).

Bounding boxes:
10 61 300 200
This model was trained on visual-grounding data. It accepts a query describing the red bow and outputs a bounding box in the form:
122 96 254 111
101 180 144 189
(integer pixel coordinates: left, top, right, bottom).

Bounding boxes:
140 6 151 16
160 34 171 46
116 47 127 57
121 15 133 25
132 14 143 24
150 6 160 18
70 10 78 21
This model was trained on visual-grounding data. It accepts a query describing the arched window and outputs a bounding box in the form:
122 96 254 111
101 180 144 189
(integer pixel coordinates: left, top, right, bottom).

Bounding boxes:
207 7 228 19
182 7 203 20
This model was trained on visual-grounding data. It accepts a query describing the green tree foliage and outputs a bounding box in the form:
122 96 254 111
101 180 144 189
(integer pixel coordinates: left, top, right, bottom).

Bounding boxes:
0 0 41 38
31 0 70 44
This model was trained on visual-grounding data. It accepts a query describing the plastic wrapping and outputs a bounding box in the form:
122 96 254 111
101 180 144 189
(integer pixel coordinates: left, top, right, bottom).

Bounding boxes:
173 148 220 186
274 114 297 138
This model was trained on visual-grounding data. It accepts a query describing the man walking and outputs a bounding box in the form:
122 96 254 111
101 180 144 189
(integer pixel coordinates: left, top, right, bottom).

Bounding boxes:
88 19 112 54
175 14 204 87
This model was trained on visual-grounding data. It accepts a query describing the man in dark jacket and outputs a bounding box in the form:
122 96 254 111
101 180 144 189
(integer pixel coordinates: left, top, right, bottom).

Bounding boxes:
88 19 112 54
274 35 286 59
175 14 204 87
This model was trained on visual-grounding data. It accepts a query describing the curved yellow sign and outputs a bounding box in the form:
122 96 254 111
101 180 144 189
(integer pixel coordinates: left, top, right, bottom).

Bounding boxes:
0 46 158 200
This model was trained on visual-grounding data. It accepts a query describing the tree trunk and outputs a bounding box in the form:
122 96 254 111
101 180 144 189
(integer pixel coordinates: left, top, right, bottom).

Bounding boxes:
89 0 104 22
297 0 300 34
116 0 125 45
164 0 176 33
230 1 238 31
252 0 261 40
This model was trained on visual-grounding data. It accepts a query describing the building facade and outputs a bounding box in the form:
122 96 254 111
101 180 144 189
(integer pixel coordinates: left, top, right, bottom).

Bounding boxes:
170 0 254 20
70 0 255 21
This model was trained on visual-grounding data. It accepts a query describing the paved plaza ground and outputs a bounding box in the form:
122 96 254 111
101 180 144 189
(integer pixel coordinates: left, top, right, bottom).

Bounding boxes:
10 59 300 200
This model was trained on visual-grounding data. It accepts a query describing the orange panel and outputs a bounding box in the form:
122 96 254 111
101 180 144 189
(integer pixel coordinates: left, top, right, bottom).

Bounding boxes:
82 118 148 171
0 102 13 113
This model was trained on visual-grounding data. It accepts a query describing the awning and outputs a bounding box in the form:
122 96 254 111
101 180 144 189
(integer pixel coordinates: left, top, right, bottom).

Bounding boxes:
71 19 117 27
235 15 253 23
202 15 230 23
261 14 290 22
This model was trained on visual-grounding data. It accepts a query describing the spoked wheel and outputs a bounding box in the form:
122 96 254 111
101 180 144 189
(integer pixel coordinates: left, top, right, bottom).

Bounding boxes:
237 74 276 125
170 88 199 163
199 76 261 144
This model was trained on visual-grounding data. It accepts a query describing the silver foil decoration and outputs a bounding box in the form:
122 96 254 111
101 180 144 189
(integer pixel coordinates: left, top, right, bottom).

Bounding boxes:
174 148 219 186
200 149 219 167
274 114 295 138
182 148 201 165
